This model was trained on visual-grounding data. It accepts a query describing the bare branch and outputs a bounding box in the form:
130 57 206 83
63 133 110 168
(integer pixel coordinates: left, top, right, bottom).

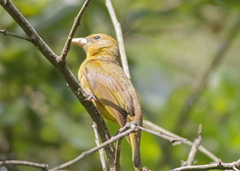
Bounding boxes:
138 126 186 144
233 164 240 171
0 0 116 167
170 159 240 171
142 166 152 171
143 120 219 162
92 122 107 171
105 0 130 79
1 120 236 171
185 124 202 166
0 29 31 41
49 123 139 171
58 0 92 62
0 160 48 171
0 0 58 67
114 138 123 171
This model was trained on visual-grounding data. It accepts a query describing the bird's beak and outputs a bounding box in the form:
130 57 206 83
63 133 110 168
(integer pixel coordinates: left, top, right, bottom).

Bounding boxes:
72 38 87 48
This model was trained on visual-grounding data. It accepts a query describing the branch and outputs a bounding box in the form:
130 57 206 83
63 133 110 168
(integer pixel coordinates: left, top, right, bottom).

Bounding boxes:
105 0 130 79
170 159 240 171
51 122 187 171
185 124 202 166
138 126 186 144
0 0 58 67
114 138 123 171
143 167 152 171
58 0 92 62
0 0 116 167
0 29 31 41
0 160 48 171
143 120 219 162
0 122 230 171
49 122 139 171
92 122 107 171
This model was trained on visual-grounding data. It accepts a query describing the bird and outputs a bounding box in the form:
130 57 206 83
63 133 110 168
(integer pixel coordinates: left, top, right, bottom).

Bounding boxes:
72 33 142 171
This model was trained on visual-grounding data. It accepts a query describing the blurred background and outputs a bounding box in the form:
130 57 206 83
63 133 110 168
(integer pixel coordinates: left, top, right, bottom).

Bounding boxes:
1 0 240 170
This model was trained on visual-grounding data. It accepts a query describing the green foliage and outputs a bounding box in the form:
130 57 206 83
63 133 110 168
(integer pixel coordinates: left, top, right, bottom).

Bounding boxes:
1 0 240 170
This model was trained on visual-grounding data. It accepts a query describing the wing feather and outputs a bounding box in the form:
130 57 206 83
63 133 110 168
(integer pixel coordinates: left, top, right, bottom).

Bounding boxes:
84 59 134 127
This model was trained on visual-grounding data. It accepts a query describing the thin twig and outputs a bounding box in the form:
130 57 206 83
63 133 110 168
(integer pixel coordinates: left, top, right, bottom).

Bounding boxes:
49 124 139 171
0 122 189 171
0 160 48 171
58 0 92 62
170 159 240 171
143 120 219 162
232 164 240 171
185 124 202 166
0 0 58 66
233 164 240 171
0 0 116 167
138 126 186 144
142 166 151 171
114 138 123 171
0 29 32 41
105 0 130 79
92 122 107 171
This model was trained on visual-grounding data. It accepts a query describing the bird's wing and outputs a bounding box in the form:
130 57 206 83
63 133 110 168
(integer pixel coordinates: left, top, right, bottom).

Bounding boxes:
84 59 135 127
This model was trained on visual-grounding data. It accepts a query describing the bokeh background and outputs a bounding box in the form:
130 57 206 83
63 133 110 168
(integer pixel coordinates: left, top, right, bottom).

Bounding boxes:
1 0 240 170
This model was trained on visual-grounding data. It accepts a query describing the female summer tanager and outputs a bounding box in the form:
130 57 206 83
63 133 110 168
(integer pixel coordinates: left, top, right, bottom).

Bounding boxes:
72 33 142 170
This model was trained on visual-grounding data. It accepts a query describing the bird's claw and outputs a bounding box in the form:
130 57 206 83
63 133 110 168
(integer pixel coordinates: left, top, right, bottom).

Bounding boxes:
85 94 100 102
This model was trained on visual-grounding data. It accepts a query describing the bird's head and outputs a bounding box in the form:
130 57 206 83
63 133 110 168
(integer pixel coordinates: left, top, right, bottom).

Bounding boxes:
72 33 120 63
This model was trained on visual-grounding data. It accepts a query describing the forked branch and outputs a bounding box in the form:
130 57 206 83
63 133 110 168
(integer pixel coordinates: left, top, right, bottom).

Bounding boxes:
0 0 116 168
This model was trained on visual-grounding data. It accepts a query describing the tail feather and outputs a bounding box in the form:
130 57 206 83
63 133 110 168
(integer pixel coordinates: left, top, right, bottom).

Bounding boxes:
129 132 142 171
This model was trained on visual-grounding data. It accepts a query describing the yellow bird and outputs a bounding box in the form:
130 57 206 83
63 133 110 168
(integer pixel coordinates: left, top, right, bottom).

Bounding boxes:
72 33 142 170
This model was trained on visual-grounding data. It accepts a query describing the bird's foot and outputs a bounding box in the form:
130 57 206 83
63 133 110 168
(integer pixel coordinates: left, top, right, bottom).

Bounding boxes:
84 93 99 102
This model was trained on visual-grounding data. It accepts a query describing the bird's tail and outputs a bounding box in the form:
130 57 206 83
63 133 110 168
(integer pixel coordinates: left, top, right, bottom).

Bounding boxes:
129 131 142 171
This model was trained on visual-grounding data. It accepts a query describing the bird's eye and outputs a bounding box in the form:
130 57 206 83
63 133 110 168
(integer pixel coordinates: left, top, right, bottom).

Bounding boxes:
94 35 101 40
